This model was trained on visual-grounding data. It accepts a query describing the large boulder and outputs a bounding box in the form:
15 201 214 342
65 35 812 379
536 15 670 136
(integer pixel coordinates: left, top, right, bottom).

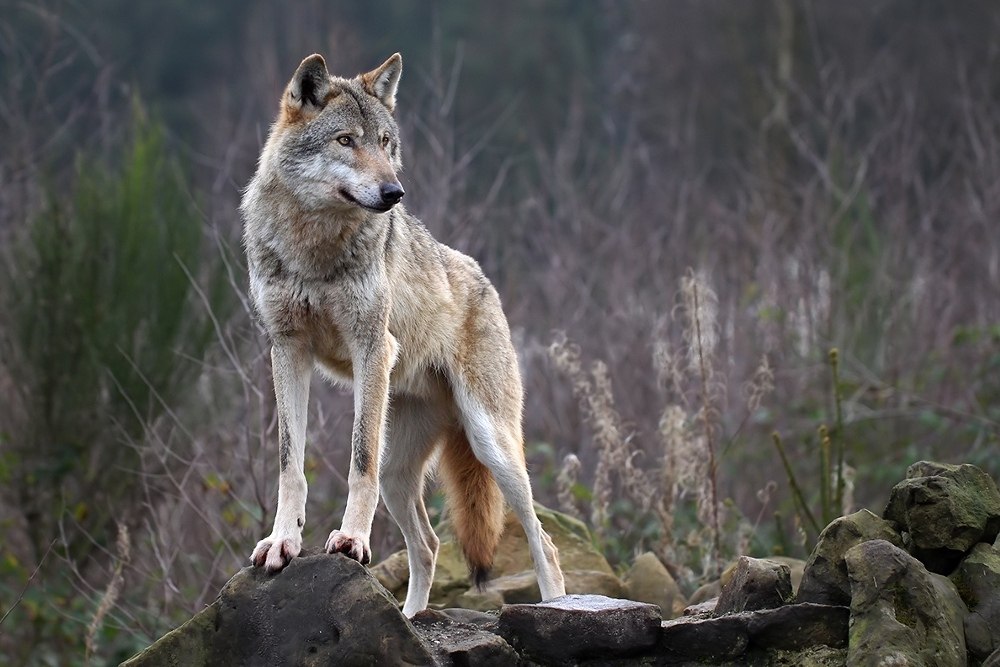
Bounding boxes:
845 539 967 667
949 542 1000 662
121 552 436 667
797 509 903 606
883 461 1000 573
622 552 687 619
498 594 660 663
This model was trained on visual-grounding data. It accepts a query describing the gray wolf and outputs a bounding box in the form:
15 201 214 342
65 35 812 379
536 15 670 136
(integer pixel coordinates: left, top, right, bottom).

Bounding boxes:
240 52 565 616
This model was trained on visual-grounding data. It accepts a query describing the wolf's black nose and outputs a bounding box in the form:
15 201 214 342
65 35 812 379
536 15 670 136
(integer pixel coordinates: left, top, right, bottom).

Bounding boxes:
380 183 405 206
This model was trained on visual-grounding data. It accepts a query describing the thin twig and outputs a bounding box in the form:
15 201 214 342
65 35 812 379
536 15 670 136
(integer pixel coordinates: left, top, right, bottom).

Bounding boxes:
0 538 56 628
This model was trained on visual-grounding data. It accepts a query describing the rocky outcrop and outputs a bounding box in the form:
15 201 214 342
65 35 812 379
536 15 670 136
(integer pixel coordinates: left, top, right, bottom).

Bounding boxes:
124 464 1000 666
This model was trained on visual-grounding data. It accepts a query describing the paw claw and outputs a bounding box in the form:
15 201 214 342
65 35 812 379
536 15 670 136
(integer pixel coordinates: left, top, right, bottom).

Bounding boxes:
251 534 301 573
325 530 371 564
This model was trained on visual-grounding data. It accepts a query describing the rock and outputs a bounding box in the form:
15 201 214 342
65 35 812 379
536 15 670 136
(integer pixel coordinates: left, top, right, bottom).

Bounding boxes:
949 542 1000 661
122 552 436 667
768 555 807 593
369 548 410 599
622 552 687 619
657 602 848 664
376 503 614 609
687 579 721 606
845 539 968 667
453 588 506 612
745 603 849 651
763 646 849 667
565 569 624 598
410 608 517 667
797 509 903 606
683 597 718 616
436 607 499 629
716 556 792 614
120 604 218 667
659 614 749 662
498 594 660 662
883 461 1000 573
484 571 540 604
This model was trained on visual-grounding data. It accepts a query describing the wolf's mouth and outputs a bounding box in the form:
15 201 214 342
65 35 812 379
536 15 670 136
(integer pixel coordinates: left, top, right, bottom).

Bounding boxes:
339 188 393 213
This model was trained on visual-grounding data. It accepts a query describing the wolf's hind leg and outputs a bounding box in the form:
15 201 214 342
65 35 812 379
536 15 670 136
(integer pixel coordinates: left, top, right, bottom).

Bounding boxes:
454 387 566 601
379 396 443 617
252 343 312 572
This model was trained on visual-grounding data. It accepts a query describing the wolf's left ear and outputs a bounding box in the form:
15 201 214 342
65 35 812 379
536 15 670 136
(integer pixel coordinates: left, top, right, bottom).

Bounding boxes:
360 53 402 112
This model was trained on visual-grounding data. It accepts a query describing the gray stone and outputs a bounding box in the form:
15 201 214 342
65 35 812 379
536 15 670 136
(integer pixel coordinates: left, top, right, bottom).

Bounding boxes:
797 509 903 606
656 602 847 663
622 552 687 619
498 594 660 663
716 556 792 614
687 579 721 606
658 614 749 662
121 552 436 667
745 603 849 651
762 646 848 667
768 555 807 594
434 607 498 629
949 542 1000 661
845 539 968 667
884 461 1000 573
410 608 517 667
683 597 718 616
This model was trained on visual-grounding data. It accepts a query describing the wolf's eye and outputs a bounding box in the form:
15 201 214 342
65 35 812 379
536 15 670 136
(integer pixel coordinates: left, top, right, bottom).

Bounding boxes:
381 134 391 148
337 136 354 147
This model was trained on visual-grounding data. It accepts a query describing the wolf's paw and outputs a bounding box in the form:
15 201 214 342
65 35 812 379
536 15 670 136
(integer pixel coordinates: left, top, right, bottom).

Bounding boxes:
251 534 301 573
325 530 371 564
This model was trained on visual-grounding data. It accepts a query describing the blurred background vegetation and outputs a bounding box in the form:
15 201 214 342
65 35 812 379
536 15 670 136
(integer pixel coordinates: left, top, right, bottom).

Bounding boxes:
1 1 999 664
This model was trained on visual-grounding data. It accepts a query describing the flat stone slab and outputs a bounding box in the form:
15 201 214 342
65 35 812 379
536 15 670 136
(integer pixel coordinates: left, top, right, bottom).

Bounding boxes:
498 594 661 662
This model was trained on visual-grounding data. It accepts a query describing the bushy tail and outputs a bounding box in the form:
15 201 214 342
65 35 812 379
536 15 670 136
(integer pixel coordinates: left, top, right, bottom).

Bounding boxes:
439 427 505 588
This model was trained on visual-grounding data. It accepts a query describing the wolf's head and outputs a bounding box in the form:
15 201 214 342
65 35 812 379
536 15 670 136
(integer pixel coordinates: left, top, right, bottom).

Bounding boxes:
262 53 405 213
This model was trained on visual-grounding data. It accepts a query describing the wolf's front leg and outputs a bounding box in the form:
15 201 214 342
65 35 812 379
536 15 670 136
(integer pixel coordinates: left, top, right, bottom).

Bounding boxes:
252 343 312 572
326 332 397 564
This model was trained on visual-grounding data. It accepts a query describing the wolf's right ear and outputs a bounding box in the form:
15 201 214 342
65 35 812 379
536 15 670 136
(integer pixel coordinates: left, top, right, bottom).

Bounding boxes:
285 54 334 118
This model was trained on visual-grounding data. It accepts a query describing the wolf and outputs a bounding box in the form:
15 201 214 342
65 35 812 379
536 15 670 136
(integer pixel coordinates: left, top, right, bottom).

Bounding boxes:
240 53 566 616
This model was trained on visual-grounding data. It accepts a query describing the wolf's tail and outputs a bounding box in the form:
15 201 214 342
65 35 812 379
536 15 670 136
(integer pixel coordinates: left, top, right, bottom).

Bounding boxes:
438 427 505 588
